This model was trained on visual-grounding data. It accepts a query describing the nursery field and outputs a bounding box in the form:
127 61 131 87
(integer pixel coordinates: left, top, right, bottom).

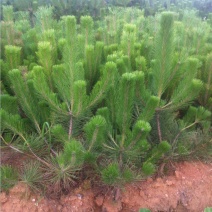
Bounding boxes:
0 1 212 211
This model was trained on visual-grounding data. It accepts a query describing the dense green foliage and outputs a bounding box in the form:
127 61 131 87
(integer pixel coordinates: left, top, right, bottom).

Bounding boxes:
1 0 212 21
0 5 211 195
0 165 18 191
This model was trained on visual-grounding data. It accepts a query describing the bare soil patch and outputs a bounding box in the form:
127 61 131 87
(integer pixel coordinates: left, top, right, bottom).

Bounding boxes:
1 148 212 211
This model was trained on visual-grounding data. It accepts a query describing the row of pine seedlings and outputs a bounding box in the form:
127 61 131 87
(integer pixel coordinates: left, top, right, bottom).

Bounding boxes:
1 6 211 197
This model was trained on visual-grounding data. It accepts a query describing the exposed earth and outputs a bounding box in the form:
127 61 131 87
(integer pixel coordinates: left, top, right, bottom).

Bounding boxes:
1 148 212 212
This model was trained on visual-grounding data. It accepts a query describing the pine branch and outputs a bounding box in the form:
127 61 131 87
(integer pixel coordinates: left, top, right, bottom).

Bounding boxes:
84 115 107 152
116 72 136 136
87 62 117 109
128 120 151 150
9 69 41 133
35 6 54 32
1 95 18 115
152 12 174 98
121 24 136 61
62 16 78 99
2 5 14 22
80 16 94 47
139 96 160 122
36 41 54 88
52 64 71 104
72 80 88 117
33 66 67 116
1 109 27 139
51 124 69 143
5 45 22 71
42 29 58 63
170 79 203 110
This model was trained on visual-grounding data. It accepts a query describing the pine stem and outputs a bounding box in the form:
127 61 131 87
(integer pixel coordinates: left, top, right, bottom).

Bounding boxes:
156 110 162 142
88 128 98 152
119 151 123 171
68 112 73 140
172 121 198 149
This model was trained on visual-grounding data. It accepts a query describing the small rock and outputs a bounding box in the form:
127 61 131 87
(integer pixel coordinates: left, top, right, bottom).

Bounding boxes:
75 187 82 194
187 181 192 186
153 178 164 188
147 177 153 183
102 199 122 212
153 183 161 188
57 205 63 211
175 171 182 179
151 197 160 204
95 195 104 207
166 180 174 186
77 194 83 199
139 190 147 199
68 196 78 201
12 198 20 204
156 178 163 183
0 192 8 204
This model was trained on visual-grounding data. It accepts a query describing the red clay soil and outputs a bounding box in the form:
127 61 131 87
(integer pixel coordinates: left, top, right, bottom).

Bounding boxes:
1 161 212 212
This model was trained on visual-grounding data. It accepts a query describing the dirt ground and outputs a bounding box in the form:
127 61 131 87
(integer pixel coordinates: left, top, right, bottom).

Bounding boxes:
1 148 212 212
